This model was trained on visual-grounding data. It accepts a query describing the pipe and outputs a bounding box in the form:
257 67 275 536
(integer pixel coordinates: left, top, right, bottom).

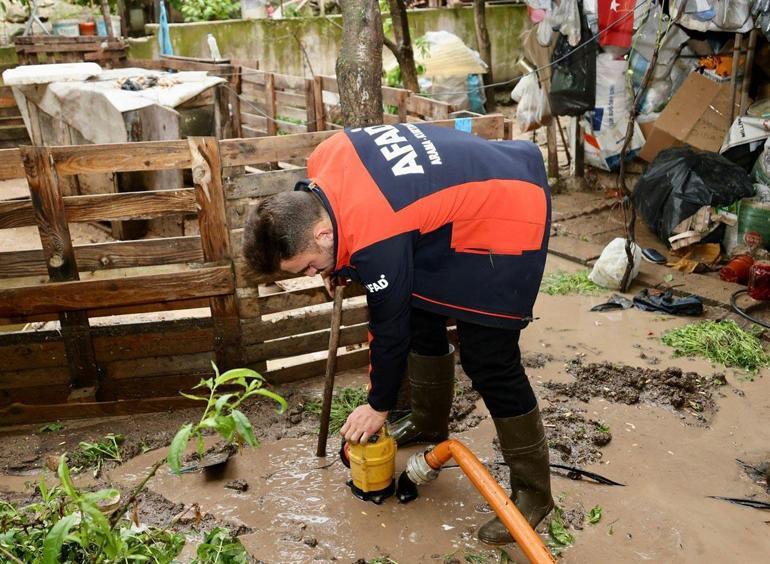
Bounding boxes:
418 439 556 564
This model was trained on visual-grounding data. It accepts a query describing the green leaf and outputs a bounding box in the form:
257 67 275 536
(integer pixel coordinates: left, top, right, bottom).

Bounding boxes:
243 388 288 413
167 423 193 476
42 514 78 564
214 393 236 414
231 409 258 447
57 456 79 501
588 505 602 524
38 472 49 502
664 274 674 282
213 415 236 441
217 368 263 386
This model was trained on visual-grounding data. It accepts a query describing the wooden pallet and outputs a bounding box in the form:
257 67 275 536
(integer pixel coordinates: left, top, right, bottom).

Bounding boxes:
14 35 127 67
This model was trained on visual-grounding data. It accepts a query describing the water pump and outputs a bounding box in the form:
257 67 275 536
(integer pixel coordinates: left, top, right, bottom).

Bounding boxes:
339 426 396 504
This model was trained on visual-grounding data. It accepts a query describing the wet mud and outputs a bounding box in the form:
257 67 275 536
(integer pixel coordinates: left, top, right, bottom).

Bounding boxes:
542 402 612 465
544 360 727 424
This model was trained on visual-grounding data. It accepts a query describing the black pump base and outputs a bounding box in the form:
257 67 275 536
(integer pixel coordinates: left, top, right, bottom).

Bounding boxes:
396 470 419 503
347 479 395 505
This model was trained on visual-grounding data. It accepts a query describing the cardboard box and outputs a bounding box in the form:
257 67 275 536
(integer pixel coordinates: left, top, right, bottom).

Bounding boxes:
639 72 739 162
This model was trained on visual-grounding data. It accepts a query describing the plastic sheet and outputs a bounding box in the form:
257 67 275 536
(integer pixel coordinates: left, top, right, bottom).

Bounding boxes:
549 5 596 116
589 238 641 290
633 147 755 246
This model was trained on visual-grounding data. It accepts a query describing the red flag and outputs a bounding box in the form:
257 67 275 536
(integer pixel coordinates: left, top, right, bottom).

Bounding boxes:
599 0 635 50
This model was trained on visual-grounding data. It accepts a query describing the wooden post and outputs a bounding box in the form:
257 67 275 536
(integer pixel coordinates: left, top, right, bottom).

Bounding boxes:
188 137 243 370
100 0 115 38
571 117 584 178
265 72 278 137
304 78 317 133
729 33 742 125
313 75 326 131
739 28 758 117
21 146 100 400
546 122 558 178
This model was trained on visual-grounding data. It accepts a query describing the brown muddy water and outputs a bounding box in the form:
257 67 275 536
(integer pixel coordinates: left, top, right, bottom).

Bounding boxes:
1 256 769 562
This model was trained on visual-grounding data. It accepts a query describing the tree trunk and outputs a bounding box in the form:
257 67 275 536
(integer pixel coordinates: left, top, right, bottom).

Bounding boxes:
384 0 420 93
337 0 384 127
473 0 495 112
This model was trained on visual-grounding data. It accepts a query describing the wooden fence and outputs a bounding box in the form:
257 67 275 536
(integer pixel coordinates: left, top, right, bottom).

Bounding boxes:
0 115 507 425
0 64 30 149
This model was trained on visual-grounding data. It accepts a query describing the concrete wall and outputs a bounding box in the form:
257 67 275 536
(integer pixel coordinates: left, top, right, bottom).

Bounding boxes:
136 5 527 81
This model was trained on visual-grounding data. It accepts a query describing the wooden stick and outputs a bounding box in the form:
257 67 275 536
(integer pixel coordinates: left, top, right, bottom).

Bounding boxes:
729 33 742 125
316 286 344 457
739 29 758 117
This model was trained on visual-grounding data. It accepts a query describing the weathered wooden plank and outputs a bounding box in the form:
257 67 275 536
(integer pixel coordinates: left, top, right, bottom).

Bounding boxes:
273 72 308 91
266 348 368 385
0 339 67 371
240 80 266 102
0 297 211 325
275 89 307 109
241 125 268 139
0 148 23 180
245 322 368 363
219 131 336 167
22 145 100 394
0 265 234 317
240 112 267 130
0 381 71 407
0 396 202 425
0 189 197 228
241 303 368 343
408 94 452 119
51 141 191 176
275 120 307 135
104 351 213 380
0 366 70 390
275 105 307 124
304 78 317 133
226 167 307 200
189 136 243 369
237 283 366 318
0 236 203 279
319 75 338 93
241 68 266 86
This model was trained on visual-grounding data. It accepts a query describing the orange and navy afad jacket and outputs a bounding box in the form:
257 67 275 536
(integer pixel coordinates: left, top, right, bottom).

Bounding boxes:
304 124 550 411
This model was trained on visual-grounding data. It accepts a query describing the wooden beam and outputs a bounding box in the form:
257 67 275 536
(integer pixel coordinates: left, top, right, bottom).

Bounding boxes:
0 265 234 317
241 303 368 343
313 76 326 132
0 148 23 180
22 145 101 395
50 141 191 176
265 73 278 138
0 189 197 228
244 322 368 363
189 136 243 369
0 236 203 279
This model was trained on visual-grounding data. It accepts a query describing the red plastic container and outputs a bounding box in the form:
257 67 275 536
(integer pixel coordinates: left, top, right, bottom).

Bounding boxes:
748 261 770 301
79 21 96 36
720 255 754 284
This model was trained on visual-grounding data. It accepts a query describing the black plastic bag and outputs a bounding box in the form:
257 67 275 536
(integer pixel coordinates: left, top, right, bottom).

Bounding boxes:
633 289 703 316
549 6 596 116
633 147 754 246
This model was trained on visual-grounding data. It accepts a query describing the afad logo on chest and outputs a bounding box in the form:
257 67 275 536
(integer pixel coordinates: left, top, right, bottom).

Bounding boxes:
365 274 389 293
351 124 425 177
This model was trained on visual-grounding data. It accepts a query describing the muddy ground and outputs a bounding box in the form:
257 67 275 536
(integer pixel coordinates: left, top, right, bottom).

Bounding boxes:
1 253 769 562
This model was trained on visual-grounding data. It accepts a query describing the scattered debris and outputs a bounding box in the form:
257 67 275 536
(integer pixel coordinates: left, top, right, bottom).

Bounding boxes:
545 361 727 423
224 479 249 492
541 403 613 465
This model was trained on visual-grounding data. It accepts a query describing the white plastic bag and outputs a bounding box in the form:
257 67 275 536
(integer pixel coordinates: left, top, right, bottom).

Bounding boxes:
552 0 580 46
536 11 554 46
589 238 642 290
512 74 549 132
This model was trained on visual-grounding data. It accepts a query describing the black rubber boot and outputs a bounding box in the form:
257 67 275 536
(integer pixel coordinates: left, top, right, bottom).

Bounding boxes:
477 405 554 545
389 345 455 446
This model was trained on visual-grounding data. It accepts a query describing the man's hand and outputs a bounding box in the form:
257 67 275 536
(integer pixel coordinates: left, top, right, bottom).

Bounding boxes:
340 404 388 444
321 272 347 298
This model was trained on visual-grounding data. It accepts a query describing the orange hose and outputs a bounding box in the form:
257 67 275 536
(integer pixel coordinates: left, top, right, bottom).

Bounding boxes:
425 440 556 564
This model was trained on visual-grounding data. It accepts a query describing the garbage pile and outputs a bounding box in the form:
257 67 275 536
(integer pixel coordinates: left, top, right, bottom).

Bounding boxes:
518 0 770 295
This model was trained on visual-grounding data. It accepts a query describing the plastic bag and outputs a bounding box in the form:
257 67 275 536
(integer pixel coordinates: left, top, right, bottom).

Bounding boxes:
552 0 580 46
633 147 755 246
512 74 550 132
536 13 554 46
549 4 596 116
589 238 641 290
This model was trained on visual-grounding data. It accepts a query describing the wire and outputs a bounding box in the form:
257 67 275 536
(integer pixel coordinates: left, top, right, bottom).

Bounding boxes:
730 289 770 330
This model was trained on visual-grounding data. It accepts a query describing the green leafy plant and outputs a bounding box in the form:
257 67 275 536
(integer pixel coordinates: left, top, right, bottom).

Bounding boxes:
168 363 288 475
38 422 63 433
171 0 240 22
661 320 770 372
70 433 124 477
540 270 604 296
547 506 575 556
595 422 611 434
304 385 368 435
192 527 251 563
587 505 602 524
0 456 184 563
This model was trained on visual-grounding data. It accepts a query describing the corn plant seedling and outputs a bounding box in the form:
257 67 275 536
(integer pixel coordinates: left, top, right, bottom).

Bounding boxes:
540 270 604 296
70 433 124 477
304 386 368 435
662 320 770 372
168 362 288 475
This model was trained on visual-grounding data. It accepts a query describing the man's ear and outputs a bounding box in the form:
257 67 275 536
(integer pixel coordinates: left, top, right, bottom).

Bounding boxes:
313 222 334 246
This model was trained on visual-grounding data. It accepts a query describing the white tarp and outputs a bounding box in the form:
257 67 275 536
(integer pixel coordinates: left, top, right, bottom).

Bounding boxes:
8 66 224 145
383 31 487 77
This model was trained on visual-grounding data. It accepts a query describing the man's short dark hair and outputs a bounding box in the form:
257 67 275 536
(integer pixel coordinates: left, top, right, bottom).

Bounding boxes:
242 190 325 275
